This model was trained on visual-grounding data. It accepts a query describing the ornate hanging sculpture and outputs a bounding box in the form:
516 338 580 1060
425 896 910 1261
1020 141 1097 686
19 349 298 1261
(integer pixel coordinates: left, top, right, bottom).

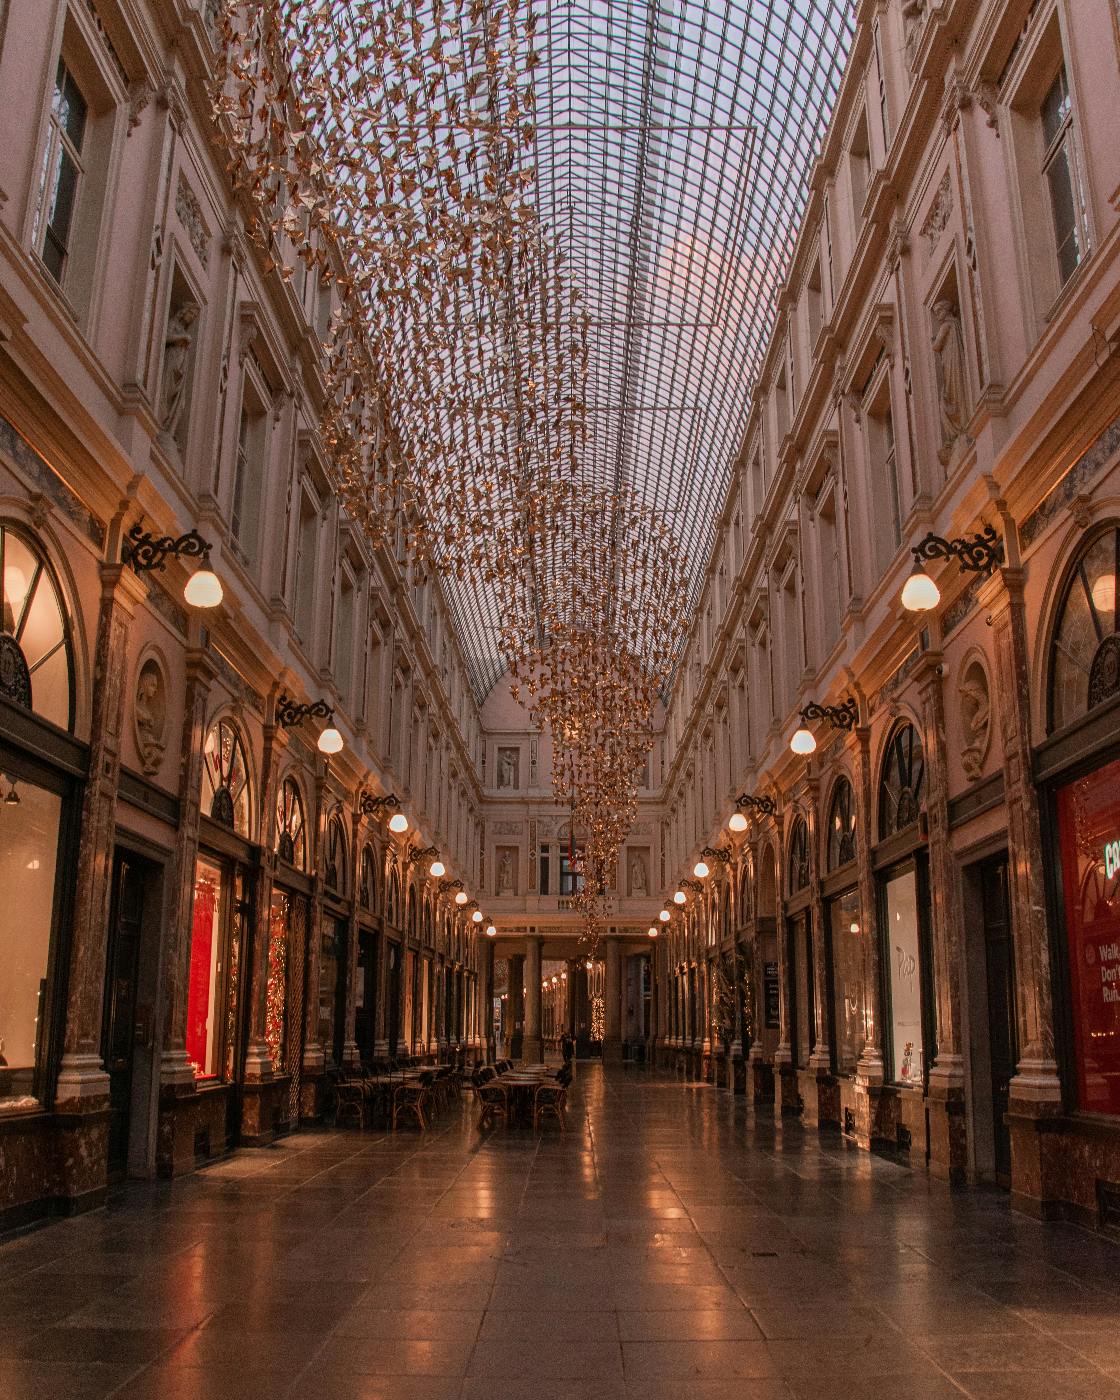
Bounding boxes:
212 0 689 947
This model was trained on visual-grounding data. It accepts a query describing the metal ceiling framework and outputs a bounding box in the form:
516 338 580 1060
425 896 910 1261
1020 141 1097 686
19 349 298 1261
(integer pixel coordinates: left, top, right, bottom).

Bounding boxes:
458 0 856 695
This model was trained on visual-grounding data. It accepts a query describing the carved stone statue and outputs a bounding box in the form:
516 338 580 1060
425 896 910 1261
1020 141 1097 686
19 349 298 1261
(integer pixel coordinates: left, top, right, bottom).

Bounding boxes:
160 301 199 443
497 848 515 895
135 659 167 775
628 850 648 896
931 299 968 464
497 747 518 789
959 663 990 782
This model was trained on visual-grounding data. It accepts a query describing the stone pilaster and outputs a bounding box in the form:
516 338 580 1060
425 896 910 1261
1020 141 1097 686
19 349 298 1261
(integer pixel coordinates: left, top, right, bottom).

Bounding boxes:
507 953 524 1057
807 784 840 1129
989 556 1062 1215
917 647 968 1183
54 558 143 1205
853 724 889 1150
242 713 280 1087
340 807 362 1066
301 765 327 1118
374 927 391 1058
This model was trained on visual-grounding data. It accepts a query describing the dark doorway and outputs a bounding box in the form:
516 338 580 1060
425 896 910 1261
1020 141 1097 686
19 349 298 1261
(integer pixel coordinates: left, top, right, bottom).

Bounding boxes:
102 853 145 1181
981 854 1018 1186
355 928 377 1061
388 943 401 1058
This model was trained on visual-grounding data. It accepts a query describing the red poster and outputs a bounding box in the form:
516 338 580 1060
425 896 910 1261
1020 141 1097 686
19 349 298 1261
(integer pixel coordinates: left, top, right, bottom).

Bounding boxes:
1058 756 1120 1116
186 867 218 1076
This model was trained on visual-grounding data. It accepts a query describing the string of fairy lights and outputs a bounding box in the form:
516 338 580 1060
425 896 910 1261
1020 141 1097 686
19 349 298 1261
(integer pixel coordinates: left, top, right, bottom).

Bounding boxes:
212 0 690 952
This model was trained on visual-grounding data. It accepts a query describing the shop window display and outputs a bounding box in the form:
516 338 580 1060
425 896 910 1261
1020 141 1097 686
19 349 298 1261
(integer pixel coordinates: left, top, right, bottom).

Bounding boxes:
186 858 225 1077
829 889 866 1073
0 780 63 1109
1057 755 1120 1116
884 869 923 1086
267 889 291 1072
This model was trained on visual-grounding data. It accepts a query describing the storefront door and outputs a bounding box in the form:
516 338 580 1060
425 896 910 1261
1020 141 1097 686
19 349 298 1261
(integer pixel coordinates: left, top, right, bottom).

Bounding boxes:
103 853 145 1180
980 854 1017 1185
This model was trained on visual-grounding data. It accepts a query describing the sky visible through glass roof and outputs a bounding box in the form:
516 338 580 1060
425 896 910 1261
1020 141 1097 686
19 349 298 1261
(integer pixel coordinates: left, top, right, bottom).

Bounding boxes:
444 0 855 695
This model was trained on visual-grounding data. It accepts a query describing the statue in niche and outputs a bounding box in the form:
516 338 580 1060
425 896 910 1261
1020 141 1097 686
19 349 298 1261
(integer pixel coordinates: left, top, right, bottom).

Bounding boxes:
931 299 968 464
497 848 515 895
135 659 167 775
628 850 649 896
959 662 991 782
160 300 199 444
497 747 518 789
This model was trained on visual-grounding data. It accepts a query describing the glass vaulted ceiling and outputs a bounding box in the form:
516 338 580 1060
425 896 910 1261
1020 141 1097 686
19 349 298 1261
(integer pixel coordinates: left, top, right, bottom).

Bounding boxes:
446 0 855 697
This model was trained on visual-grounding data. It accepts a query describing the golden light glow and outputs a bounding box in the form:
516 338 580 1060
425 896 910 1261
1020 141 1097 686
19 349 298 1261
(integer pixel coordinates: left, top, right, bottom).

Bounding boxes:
693 860 710 879
728 811 748 832
317 727 344 755
900 566 941 613
388 812 409 834
429 860 446 878
184 569 223 609
673 890 687 906
790 726 817 756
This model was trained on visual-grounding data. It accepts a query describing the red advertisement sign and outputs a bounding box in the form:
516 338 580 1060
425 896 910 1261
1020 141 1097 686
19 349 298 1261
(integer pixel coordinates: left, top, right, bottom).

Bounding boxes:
1058 756 1120 1115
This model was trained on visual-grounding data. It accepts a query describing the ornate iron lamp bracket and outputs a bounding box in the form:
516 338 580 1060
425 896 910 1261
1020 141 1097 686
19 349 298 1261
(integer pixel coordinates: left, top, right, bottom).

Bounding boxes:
800 696 859 731
735 793 777 817
911 524 1002 574
277 694 334 728
122 522 212 574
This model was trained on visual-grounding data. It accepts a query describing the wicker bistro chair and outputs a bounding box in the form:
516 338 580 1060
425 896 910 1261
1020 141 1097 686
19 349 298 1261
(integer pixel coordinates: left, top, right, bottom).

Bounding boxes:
475 1081 509 1132
329 1070 366 1129
392 1081 430 1131
533 1082 567 1133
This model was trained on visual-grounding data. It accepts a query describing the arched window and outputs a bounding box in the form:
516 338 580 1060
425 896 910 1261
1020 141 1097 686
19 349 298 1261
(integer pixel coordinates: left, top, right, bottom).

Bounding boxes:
202 718 250 833
423 896 433 944
275 776 307 870
0 522 75 730
407 886 418 939
879 722 925 840
738 866 751 925
325 813 347 894
387 866 401 926
1049 525 1120 732
721 882 731 939
360 845 377 912
826 776 857 871
787 817 810 893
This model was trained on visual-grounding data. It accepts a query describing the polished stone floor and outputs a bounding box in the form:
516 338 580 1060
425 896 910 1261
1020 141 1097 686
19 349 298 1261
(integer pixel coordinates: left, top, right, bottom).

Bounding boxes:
3 1066 1120 1400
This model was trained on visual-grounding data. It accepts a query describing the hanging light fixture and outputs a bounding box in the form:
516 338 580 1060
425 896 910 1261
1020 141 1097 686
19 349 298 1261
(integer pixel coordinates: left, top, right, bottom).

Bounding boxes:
693 860 710 879
647 925 658 938
486 924 497 937
388 812 409 834
123 524 223 609
430 859 446 878
3 778 19 806
472 910 484 924
728 811 748 833
673 889 687 905
454 890 469 906
658 909 671 923
790 725 817 755
900 562 941 613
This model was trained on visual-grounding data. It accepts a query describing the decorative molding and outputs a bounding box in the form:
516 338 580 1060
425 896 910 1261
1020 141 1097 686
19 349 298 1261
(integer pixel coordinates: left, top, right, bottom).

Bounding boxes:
0 416 106 547
1020 413 1120 549
920 172 952 257
175 175 211 268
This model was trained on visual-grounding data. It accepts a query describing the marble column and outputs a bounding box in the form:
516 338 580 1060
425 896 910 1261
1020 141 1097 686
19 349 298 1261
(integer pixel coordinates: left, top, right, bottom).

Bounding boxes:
508 954 524 1057
604 937 622 1063
917 647 968 1183
374 928 391 1057
524 936 542 1061
807 787 840 1129
301 766 328 1115
341 809 362 1066
243 715 280 1087
989 555 1062 1214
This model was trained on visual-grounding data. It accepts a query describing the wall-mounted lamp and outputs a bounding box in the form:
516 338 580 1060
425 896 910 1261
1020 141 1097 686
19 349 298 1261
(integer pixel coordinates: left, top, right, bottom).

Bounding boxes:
735 792 777 817
681 878 704 894
454 889 469 906
790 697 858 755
439 878 464 896
658 909 671 923
360 791 409 833
406 843 439 870
647 925 659 938
728 811 748 833
673 890 687 906
900 525 1002 613
123 523 223 608
277 694 343 754
701 845 731 865
693 860 710 879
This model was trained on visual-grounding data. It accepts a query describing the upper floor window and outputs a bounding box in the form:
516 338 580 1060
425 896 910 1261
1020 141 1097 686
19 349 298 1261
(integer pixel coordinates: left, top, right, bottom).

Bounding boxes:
325 813 347 894
1040 65 1084 289
276 776 307 870
202 718 251 834
231 384 267 564
559 841 585 896
37 60 88 286
879 722 925 841
360 845 377 912
827 776 857 871
1049 525 1120 732
0 523 74 731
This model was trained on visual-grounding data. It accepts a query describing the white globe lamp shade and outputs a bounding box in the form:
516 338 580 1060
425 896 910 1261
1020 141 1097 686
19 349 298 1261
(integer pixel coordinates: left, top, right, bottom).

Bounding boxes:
485 925 497 938
900 566 941 612
658 909 671 923
317 727 344 755
184 569 223 609
647 926 658 938
454 890 468 906
790 726 817 756
693 860 710 879
430 859 446 878
728 811 748 833
388 812 409 834
471 909 483 923
673 890 686 906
